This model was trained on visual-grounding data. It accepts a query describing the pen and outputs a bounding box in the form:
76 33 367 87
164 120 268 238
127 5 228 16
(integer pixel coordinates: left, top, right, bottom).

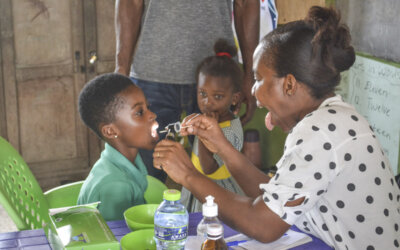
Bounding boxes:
226 240 248 246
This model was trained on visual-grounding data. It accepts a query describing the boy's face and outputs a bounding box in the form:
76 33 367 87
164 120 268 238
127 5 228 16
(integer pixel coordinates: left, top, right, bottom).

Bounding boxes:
197 73 238 119
112 85 159 150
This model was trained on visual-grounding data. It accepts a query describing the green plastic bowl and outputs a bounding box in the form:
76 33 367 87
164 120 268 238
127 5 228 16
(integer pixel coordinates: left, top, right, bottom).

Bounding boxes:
124 204 158 231
120 229 156 250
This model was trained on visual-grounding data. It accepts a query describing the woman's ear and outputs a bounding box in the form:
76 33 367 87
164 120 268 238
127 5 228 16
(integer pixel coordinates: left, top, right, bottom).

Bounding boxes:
101 123 119 139
283 74 298 96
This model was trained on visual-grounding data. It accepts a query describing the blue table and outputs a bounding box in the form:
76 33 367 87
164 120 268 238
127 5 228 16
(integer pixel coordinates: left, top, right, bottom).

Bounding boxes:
0 212 331 249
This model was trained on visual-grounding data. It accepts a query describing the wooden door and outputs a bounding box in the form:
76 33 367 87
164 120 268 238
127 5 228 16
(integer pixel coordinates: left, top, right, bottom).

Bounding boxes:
0 0 116 191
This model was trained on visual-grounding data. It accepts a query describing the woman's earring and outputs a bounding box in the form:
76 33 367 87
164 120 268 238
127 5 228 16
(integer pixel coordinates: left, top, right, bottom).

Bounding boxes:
114 135 118 138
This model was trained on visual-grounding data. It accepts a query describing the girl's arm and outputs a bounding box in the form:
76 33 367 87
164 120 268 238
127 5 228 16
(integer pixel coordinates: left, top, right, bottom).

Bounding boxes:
198 139 220 175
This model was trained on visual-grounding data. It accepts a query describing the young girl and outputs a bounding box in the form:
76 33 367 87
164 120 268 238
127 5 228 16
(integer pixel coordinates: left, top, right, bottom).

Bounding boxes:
77 73 159 221
181 39 244 212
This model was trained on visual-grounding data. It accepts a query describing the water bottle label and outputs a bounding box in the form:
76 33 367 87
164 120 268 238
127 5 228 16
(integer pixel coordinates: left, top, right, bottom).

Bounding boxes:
154 225 188 241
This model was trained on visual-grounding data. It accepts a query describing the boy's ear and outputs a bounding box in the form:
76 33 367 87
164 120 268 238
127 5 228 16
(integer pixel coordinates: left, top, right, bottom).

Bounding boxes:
101 123 118 139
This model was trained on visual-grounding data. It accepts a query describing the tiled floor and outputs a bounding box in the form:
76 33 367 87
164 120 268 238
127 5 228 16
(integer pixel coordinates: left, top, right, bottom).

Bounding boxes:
0 203 17 233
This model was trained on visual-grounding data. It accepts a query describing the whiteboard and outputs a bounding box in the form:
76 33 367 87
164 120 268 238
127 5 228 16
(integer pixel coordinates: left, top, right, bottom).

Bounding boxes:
337 55 400 174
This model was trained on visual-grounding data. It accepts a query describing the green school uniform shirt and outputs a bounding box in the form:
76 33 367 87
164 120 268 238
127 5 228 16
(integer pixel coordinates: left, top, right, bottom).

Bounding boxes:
77 143 148 221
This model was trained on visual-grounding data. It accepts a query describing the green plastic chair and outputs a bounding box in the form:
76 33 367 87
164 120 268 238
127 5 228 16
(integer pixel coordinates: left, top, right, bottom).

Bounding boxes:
44 180 84 208
45 175 167 207
0 136 83 230
0 136 52 230
144 175 167 204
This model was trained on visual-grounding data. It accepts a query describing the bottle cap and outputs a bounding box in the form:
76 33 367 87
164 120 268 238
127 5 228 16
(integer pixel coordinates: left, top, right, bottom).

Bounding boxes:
206 223 223 236
203 195 218 217
163 189 181 201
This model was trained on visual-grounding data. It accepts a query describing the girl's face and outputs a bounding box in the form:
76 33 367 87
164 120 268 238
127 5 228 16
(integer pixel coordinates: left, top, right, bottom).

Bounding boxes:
251 45 295 132
197 73 239 121
113 85 159 150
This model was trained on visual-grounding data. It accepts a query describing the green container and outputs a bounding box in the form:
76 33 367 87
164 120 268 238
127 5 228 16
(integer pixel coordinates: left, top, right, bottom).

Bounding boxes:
46 204 120 250
120 229 156 250
123 204 158 231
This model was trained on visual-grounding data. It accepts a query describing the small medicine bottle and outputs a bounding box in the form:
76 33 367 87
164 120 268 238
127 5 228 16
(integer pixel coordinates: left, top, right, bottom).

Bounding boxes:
201 223 228 250
197 195 222 240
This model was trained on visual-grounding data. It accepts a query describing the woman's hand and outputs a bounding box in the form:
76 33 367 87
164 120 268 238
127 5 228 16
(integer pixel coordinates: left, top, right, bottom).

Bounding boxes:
179 113 230 154
153 139 199 185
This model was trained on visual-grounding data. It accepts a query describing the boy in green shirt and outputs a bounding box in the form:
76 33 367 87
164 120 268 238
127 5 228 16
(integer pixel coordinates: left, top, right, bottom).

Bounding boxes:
77 73 159 221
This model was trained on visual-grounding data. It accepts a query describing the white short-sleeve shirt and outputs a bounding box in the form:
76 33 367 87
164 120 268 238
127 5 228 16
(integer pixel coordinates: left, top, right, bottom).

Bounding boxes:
260 95 400 249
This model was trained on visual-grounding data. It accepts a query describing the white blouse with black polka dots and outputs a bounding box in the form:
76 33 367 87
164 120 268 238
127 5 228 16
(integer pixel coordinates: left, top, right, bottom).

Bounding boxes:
260 95 400 250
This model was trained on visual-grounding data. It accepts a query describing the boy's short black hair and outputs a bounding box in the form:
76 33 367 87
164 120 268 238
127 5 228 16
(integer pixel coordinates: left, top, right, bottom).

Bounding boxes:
78 73 135 138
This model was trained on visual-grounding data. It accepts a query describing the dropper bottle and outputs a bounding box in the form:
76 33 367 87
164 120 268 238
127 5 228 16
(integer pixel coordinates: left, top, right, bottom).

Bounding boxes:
201 223 228 250
197 195 223 240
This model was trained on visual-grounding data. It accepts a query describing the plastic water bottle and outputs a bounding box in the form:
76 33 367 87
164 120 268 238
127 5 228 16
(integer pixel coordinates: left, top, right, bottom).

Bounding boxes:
154 189 189 250
197 195 222 241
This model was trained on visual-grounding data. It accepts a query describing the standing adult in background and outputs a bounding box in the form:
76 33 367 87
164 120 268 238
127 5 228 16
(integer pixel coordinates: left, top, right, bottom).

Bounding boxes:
115 0 259 182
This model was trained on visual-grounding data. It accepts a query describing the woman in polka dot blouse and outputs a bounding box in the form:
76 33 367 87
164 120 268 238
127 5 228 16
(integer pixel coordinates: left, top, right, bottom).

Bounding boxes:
153 6 400 250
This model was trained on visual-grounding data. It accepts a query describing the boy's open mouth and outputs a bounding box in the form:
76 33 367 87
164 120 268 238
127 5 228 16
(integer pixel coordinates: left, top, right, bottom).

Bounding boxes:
151 123 159 138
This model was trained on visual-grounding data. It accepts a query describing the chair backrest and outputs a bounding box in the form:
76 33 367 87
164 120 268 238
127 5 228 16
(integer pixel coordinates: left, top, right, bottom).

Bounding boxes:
44 180 84 208
144 175 168 204
0 136 50 230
